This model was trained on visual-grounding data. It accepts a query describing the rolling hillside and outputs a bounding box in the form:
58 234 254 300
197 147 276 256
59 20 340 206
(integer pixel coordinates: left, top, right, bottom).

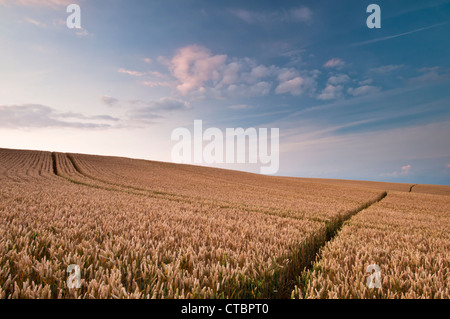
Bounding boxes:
0 148 448 299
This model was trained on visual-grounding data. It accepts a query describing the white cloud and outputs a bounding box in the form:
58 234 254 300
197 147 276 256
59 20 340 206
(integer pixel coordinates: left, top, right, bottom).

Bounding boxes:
250 65 271 79
347 85 380 97
275 77 305 95
358 79 373 85
383 164 412 177
275 68 317 96
327 74 350 85
248 81 272 96
317 84 344 100
277 69 298 82
324 58 345 68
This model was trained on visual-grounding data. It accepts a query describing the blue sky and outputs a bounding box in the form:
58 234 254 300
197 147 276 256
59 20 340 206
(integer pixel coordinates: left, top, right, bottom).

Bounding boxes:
1 0 450 185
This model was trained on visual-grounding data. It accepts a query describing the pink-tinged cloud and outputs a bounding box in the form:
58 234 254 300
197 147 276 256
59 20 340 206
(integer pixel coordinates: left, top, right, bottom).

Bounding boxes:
447 164 450 168
401 164 411 174
161 44 316 98
24 17 47 28
118 68 144 77
169 45 227 95
324 58 345 68
149 71 168 78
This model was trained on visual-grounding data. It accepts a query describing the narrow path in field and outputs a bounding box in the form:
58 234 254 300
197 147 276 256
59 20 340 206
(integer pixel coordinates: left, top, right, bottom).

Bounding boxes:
277 191 388 298
409 184 417 192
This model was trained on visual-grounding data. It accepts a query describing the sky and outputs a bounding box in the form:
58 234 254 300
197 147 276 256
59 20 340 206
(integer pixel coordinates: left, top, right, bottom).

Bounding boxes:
0 0 450 185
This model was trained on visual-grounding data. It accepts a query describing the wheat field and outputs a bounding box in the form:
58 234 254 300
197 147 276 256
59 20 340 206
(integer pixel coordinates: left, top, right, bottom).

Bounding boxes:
0 148 448 299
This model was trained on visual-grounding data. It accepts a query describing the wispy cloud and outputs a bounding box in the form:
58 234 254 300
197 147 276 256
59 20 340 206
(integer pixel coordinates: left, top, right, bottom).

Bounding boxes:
118 68 144 77
0 104 118 129
141 81 173 88
127 97 191 123
75 27 94 38
347 85 380 97
24 17 47 28
350 21 450 47
228 104 254 110
408 66 450 85
0 0 75 8
230 7 312 24
369 65 403 74
100 95 119 106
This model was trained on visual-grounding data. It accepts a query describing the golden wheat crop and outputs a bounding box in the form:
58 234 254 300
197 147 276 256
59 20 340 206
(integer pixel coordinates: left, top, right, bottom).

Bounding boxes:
292 191 450 299
1 148 448 299
0 148 385 299
67 153 384 222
